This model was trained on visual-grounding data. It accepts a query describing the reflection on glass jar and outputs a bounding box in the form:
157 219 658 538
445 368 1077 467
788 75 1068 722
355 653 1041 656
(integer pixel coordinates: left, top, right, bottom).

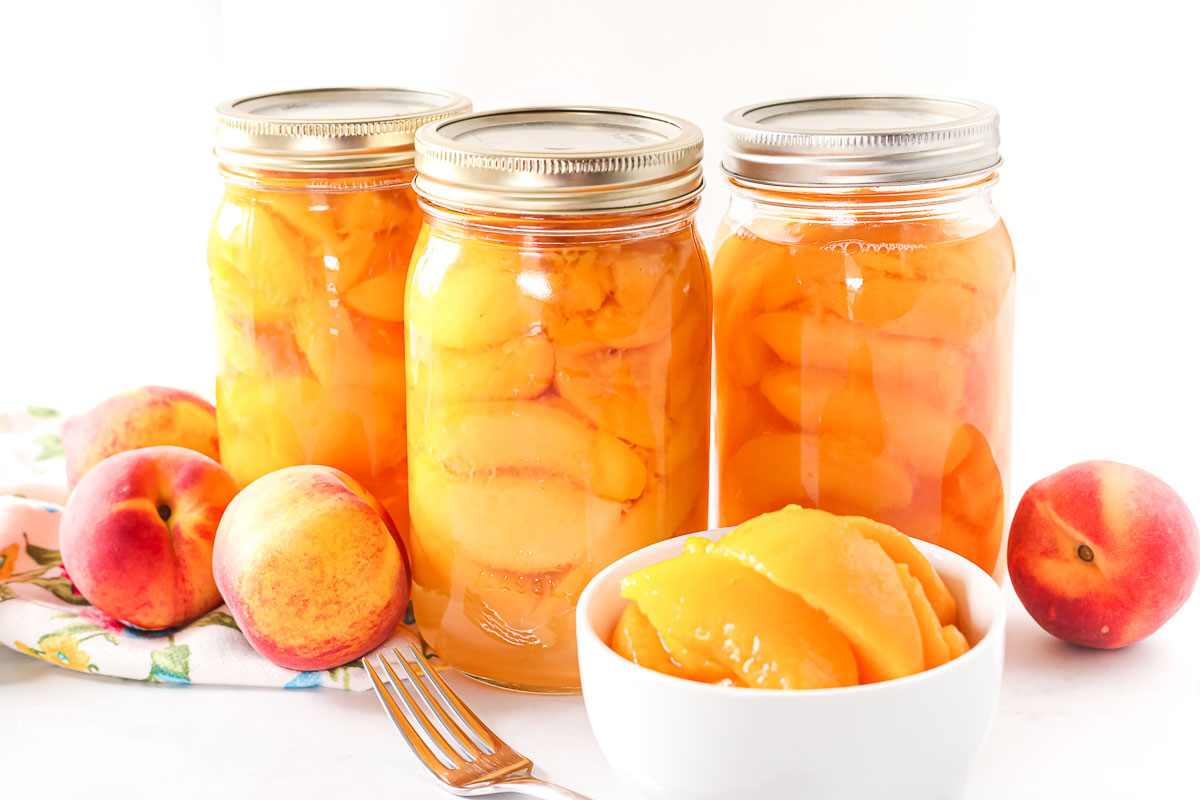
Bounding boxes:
714 96 1015 577
207 88 470 533
407 108 712 691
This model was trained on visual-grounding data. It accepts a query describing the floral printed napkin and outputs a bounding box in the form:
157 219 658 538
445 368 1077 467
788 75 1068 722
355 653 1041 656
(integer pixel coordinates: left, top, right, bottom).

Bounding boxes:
0 406 434 690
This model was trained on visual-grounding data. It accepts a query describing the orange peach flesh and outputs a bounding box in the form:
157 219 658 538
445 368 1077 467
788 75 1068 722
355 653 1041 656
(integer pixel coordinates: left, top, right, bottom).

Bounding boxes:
613 506 970 688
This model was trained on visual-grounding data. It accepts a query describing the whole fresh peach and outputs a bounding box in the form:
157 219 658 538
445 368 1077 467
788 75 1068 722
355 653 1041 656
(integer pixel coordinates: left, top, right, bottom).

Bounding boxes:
59 445 237 629
64 386 220 490
1008 460 1199 648
213 465 409 670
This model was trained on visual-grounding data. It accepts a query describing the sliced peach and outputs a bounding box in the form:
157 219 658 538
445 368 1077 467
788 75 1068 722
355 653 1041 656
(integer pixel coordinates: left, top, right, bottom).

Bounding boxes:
840 515 957 625
407 454 623 573
896 563 951 670
406 239 540 350
759 366 960 478
622 551 858 689
938 424 1005 574
752 310 967 404
813 435 914 516
720 433 816 526
720 430 914 525
342 270 408 322
423 400 647 503
611 603 693 680
710 506 924 682
258 192 339 246
554 346 663 449
942 624 970 660
409 332 555 404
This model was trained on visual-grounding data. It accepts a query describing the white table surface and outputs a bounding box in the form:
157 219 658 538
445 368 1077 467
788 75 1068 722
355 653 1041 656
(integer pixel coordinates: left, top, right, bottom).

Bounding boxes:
2 579 1195 799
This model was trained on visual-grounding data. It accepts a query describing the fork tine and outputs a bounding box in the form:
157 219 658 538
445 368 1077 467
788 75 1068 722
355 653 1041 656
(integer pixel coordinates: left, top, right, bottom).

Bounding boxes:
364 657 450 774
404 644 504 749
377 653 462 768
392 648 487 758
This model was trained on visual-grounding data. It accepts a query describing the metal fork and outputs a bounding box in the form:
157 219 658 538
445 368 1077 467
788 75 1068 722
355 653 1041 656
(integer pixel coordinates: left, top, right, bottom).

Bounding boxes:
366 645 594 799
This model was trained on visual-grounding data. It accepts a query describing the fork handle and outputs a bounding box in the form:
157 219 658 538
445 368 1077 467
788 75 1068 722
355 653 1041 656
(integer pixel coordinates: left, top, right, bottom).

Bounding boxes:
488 776 594 800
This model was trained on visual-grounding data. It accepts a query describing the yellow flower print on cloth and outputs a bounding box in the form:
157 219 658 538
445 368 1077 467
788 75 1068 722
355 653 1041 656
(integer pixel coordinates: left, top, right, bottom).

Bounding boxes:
15 632 96 672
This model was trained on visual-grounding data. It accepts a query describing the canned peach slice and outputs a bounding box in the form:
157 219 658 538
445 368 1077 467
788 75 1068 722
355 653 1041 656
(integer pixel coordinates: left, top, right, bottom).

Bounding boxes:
623 549 858 689
422 401 647 503
896 563 952 670
611 604 692 680
842 515 957 625
942 623 971 659
720 433 817 525
752 311 968 403
249 192 340 246
221 202 320 301
709 507 923 682
544 253 696 351
758 367 962 478
214 315 309 377
407 244 540 350
408 333 554 404
799 277 992 346
554 319 704 449
408 454 624 573
341 270 409 322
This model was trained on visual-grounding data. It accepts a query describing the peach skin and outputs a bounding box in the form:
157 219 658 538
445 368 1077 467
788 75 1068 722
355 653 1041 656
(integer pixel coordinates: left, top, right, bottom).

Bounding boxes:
213 465 409 671
1008 460 1199 648
58 445 237 629
64 386 219 490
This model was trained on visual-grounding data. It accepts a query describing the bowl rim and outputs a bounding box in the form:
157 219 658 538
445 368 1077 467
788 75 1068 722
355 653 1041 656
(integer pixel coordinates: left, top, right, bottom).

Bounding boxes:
577 526 1007 699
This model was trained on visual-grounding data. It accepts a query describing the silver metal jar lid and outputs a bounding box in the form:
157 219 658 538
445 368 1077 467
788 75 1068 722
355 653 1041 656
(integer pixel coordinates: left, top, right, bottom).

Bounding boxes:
413 107 704 214
214 87 472 172
722 95 1001 187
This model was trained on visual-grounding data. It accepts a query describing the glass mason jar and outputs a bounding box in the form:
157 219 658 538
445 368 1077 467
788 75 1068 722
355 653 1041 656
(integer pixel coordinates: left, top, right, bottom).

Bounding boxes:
714 96 1015 577
208 88 470 532
407 108 712 691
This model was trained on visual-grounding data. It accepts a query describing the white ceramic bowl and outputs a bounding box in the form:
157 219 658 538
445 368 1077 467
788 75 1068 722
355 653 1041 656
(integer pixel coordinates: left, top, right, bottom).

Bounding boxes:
577 528 1005 800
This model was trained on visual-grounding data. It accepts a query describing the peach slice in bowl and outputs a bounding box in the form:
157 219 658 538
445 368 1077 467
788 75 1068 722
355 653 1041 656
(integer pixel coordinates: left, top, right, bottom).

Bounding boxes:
577 525 1005 800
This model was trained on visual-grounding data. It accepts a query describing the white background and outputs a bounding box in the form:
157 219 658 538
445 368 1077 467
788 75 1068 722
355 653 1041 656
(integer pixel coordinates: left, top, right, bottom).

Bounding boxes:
2 1 1198 798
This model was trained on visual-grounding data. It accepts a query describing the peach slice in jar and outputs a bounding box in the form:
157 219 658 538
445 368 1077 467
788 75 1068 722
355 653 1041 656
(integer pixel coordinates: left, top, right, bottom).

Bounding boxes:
407 238 543 350
406 452 624 575
936 424 1005 573
708 505 924 682
422 400 648 503
408 332 555 404
554 306 706 450
751 310 969 405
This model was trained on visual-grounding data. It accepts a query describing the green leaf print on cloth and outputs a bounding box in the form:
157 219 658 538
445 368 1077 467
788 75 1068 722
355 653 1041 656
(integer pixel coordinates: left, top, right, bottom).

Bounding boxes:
148 641 191 683
32 433 64 462
23 533 61 566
